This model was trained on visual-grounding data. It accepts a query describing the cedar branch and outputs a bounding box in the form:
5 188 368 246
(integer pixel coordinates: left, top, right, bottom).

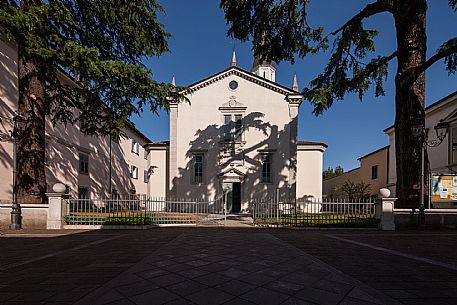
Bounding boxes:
330 0 394 36
418 43 457 74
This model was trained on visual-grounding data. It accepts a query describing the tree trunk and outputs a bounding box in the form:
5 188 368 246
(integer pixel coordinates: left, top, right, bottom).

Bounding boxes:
393 1 427 209
16 43 47 205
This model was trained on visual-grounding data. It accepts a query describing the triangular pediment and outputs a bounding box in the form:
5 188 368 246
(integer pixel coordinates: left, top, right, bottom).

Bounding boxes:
185 66 297 96
218 166 246 178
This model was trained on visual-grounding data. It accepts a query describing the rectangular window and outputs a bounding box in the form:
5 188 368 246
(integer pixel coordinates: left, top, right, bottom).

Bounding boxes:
144 149 148 160
261 154 272 183
131 140 139 155
234 114 243 141
371 165 379 180
224 115 232 141
79 117 88 133
79 153 89 175
223 114 243 142
452 126 457 164
78 187 88 200
144 169 149 183
131 165 138 179
193 154 203 183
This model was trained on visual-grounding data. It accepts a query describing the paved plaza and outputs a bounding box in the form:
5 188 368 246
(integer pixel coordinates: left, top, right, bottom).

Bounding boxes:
1 228 457 305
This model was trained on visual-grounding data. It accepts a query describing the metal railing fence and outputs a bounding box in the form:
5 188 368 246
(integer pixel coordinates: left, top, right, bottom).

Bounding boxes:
64 194 225 226
253 197 377 228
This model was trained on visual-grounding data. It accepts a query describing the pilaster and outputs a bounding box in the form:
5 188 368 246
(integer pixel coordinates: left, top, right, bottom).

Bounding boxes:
287 94 302 199
168 101 178 199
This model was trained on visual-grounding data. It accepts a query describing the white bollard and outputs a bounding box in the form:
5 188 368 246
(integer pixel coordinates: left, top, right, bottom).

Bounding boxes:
46 183 66 229
376 188 396 231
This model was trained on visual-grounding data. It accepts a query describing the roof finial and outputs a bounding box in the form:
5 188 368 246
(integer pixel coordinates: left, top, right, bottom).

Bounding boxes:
292 72 299 91
171 76 176 87
231 49 237 67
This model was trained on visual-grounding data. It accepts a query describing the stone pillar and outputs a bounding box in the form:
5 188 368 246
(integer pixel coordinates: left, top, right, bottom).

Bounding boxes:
376 188 397 231
169 102 178 199
46 192 66 229
287 95 302 200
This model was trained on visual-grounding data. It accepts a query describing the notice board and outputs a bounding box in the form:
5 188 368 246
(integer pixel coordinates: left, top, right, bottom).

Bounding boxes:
431 174 457 208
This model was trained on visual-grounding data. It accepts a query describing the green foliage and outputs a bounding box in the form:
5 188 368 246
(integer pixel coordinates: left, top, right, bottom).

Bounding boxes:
451 0 457 11
0 0 182 137
336 180 372 201
220 0 327 64
323 165 344 180
438 37 457 75
220 0 457 115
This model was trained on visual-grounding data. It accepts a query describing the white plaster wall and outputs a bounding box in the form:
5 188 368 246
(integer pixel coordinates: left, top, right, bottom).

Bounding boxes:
173 72 293 209
425 101 456 172
386 95 457 196
297 148 324 200
0 40 18 202
0 40 150 202
45 119 137 198
147 147 168 198
121 128 149 195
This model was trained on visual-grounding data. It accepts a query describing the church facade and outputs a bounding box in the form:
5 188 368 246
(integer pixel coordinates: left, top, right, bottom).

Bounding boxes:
148 53 327 212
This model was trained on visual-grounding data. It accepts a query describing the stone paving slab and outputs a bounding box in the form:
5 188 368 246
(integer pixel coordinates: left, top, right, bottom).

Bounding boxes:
76 232 402 305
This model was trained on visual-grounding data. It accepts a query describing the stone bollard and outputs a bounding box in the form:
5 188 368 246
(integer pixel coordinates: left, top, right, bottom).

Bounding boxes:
46 183 67 229
376 188 397 231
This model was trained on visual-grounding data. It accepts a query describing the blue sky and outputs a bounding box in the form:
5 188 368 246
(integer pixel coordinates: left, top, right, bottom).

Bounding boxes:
132 0 457 172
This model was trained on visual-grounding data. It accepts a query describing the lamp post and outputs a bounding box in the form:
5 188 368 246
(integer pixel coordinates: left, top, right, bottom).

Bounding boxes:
412 120 449 227
0 113 24 230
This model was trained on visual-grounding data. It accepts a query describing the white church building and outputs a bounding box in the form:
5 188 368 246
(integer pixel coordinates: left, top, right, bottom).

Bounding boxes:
1 37 326 227
147 52 327 213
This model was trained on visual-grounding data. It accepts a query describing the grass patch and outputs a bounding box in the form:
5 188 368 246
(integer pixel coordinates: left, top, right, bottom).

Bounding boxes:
64 212 210 225
255 213 379 228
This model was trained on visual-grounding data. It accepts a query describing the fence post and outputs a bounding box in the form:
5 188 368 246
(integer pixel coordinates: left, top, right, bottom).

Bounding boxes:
224 191 227 223
276 189 280 227
46 183 66 229
376 188 397 231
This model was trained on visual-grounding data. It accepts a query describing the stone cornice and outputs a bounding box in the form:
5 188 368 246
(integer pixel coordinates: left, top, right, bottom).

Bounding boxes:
185 67 296 96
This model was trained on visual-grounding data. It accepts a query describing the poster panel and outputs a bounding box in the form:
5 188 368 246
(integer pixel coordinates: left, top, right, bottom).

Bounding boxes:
431 174 457 209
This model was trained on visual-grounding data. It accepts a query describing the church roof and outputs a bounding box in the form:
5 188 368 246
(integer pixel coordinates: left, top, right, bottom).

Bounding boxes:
184 66 299 96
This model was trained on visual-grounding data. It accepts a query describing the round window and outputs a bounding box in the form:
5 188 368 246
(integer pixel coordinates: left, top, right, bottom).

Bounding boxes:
229 80 238 90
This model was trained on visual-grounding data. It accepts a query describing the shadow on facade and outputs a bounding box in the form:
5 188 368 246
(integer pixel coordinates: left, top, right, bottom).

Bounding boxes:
169 111 296 211
46 120 135 199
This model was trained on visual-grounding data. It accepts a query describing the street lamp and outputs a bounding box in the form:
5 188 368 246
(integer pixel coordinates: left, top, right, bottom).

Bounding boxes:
0 113 24 230
413 120 450 227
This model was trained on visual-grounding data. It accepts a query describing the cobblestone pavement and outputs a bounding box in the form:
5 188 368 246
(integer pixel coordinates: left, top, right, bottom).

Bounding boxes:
274 230 457 305
0 228 456 305
77 232 399 305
